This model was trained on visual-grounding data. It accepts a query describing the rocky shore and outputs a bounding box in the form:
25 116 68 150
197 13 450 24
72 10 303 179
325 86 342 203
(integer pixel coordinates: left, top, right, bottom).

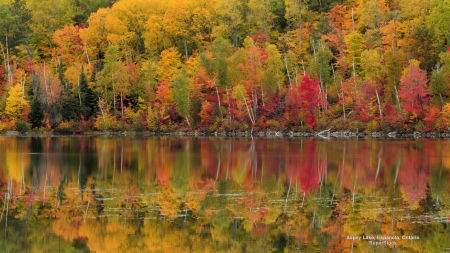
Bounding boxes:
3 129 450 139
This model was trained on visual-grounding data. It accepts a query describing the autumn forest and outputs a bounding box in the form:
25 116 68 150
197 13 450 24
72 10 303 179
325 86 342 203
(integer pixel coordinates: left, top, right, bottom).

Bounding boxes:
0 0 450 133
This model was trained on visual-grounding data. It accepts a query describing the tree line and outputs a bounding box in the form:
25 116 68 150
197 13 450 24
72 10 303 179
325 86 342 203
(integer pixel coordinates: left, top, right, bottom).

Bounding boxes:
1 0 450 132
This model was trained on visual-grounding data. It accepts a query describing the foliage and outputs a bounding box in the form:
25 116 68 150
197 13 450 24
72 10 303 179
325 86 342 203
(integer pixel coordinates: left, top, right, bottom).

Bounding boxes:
398 66 430 119
0 0 448 132
5 85 27 120
29 91 44 128
14 119 30 132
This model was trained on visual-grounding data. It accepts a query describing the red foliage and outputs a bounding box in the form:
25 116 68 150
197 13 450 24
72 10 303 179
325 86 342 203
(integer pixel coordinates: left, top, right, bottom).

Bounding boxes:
399 146 431 204
284 140 319 194
251 30 270 45
423 106 441 130
383 103 403 129
398 67 430 118
198 100 215 126
260 90 285 121
155 78 172 106
285 74 320 128
354 80 376 122
0 68 6 98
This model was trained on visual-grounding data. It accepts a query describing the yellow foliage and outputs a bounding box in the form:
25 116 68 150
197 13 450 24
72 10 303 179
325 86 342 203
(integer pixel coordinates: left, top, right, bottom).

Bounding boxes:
57 120 74 130
442 103 450 127
5 85 28 121
156 188 182 220
124 106 141 124
0 120 14 131
146 106 157 130
94 113 119 131
401 59 421 78
157 47 182 80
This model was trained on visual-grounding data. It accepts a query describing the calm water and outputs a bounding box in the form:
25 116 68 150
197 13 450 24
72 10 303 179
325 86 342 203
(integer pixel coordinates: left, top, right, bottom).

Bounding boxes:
0 136 449 252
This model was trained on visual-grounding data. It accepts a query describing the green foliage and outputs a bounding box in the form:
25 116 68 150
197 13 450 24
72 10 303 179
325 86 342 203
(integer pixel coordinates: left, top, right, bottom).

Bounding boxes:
171 66 191 123
14 119 30 132
427 0 450 48
366 120 380 132
430 70 448 106
0 0 449 132
78 68 98 119
29 92 44 128
308 41 333 85
264 44 284 93
360 49 385 81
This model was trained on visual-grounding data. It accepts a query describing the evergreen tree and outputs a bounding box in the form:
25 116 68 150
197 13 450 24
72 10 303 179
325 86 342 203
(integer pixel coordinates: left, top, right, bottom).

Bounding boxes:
60 90 77 121
78 67 98 119
29 87 44 128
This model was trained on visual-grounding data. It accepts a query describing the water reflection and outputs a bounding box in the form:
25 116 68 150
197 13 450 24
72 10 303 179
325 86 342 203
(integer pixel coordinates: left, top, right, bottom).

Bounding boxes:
0 137 449 252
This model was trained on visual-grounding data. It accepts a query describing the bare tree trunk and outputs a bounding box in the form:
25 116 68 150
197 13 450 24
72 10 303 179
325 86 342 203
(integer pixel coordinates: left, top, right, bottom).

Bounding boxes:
21 73 26 97
183 37 189 60
98 97 105 121
239 89 255 124
284 55 292 88
5 35 13 87
394 85 402 113
375 89 383 121
120 92 124 119
226 88 232 122
186 117 191 129
84 43 91 71
213 80 223 119
0 42 10 86
78 77 82 105
351 8 355 31
253 90 257 120
341 81 346 119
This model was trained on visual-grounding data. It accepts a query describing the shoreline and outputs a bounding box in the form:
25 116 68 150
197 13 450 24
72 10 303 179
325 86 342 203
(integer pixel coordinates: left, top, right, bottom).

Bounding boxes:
2 129 450 139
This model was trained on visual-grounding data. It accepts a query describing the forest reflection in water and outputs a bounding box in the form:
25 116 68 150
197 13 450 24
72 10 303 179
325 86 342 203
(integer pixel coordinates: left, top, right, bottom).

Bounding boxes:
0 136 449 252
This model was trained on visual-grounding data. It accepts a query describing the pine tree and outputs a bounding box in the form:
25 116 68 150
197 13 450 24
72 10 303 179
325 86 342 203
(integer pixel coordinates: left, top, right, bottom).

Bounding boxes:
78 67 98 119
29 87 44 128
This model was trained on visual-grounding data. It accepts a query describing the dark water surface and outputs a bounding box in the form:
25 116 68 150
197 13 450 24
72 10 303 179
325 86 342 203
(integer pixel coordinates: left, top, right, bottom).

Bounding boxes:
0 136 449 252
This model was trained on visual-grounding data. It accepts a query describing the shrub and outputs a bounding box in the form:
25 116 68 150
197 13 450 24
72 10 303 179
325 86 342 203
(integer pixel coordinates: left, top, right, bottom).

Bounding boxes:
0 120 14 131
265 119 281 129
331 118 348 131
366 120 380 132
15 120 31 132
348 120 365 132
414 120 425 132
94 114 119 131
56 120 75 132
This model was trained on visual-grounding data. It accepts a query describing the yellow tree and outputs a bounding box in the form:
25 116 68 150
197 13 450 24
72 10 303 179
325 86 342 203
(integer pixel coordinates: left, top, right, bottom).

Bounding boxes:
28 0 76 55
5 84 28 121
190 0 217 50
144 14 168 55
360 49 386 121
79 8 111 64
163 1 192 59
96 44 130 119
248 0 273 35
52 25 84 67
213 0 244 48
157 47 182 81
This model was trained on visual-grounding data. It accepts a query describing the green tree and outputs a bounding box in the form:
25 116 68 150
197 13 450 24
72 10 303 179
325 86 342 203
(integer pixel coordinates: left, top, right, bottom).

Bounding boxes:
28 0 77 55
171 66 192 128
28 87 44 128
78 67 97 119
263 44 284 93
427 0 450 49
96 44 131 119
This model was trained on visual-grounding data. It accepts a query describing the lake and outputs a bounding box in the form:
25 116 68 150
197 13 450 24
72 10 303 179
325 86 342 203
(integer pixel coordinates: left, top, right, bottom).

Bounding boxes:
0 136 449 252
